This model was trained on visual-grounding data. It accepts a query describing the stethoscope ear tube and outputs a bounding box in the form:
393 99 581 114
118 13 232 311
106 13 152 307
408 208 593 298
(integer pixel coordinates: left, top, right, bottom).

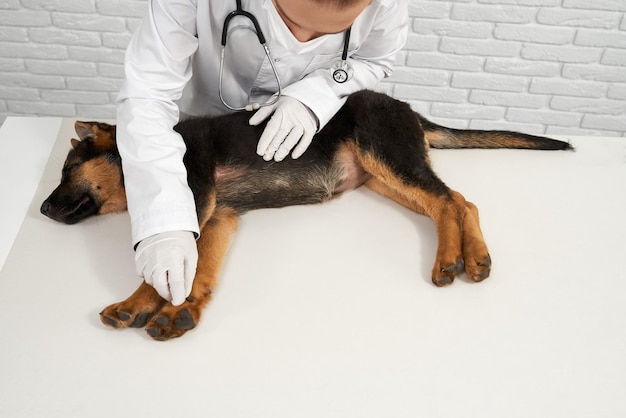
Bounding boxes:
221 10 266 46
341 27 351 61
219 2 354 111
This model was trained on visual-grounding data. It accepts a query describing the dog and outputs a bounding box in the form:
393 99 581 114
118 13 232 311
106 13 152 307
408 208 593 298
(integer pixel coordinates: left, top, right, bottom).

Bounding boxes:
41 90 572 341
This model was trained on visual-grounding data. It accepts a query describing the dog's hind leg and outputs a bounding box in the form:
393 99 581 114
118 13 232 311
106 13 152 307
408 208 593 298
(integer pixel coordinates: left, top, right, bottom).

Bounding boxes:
461 201 491 282
357 152 490 286
345 90 492 284
365 178 491 282
365 177 428 215
144 206 239 341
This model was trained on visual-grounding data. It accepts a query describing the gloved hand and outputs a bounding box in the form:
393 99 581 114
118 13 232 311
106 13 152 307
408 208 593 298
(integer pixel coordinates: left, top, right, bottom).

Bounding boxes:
249 96 318 162
134 230 198 306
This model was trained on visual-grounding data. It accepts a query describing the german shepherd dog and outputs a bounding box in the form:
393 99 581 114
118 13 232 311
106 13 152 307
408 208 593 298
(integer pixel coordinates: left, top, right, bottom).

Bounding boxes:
41 90 572 341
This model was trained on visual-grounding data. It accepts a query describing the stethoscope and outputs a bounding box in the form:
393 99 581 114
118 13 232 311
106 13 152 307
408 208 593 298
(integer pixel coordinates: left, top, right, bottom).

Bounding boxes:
218 0 354 111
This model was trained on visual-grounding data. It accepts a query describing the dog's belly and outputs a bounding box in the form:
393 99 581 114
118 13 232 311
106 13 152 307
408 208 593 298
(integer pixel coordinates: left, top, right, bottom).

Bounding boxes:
213 146 369 212
331 144 371 193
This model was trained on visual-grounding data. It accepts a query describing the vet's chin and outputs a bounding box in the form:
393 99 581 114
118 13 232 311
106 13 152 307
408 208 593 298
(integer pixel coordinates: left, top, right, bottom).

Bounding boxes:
40 192 100 224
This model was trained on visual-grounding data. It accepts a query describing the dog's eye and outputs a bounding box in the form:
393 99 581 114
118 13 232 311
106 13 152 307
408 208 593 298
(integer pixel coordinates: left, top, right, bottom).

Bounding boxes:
62 163 79 178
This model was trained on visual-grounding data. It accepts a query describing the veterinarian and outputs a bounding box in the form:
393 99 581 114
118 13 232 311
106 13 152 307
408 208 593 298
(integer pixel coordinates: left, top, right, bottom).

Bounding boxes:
116 0 409 305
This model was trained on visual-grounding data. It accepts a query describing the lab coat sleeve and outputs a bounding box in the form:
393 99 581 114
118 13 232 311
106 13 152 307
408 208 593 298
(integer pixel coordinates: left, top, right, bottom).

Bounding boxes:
281 0 409 130
116 0 200 246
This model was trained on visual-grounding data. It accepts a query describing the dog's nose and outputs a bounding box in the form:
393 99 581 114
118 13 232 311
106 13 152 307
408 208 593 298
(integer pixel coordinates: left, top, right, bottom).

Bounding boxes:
40 200 50 215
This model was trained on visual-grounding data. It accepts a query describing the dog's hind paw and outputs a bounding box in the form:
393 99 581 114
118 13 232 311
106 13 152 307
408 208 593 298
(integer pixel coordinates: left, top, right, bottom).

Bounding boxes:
432 257 464 286
460 201 491 283
464 254 491 282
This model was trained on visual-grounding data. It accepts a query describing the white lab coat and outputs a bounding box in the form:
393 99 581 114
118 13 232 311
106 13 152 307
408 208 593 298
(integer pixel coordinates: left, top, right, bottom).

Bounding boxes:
117 0 409 245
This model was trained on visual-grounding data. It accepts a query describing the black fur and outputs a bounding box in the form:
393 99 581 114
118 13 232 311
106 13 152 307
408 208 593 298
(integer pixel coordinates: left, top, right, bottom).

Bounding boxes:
42 90 572 226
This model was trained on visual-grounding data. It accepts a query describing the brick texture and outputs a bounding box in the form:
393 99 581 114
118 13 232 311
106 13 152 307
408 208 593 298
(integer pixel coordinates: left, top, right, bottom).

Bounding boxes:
0 0 625 137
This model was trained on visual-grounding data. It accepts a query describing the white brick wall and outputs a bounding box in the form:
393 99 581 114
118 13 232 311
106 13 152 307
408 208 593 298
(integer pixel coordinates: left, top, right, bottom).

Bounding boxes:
1 0 625 137
387 0 626 137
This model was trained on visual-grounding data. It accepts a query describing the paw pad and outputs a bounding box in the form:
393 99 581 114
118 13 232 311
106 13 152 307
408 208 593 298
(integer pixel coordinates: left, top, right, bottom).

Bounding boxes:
174 308 195 330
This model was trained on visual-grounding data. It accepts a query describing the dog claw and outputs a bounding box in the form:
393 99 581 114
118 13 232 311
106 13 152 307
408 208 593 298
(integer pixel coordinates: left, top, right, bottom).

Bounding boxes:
479 254 491 267
440 266 453 274
464 254 492 282
439 258 464 274
434 257 465 287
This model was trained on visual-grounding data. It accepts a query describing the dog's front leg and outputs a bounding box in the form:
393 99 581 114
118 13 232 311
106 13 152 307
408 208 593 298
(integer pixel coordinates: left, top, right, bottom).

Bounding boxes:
143 206 239 341
100 206 239 340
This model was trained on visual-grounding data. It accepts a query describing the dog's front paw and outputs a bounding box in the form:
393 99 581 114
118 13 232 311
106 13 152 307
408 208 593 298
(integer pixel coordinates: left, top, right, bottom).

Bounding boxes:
100 299 165 329
100 282 167 330
144 300 201 341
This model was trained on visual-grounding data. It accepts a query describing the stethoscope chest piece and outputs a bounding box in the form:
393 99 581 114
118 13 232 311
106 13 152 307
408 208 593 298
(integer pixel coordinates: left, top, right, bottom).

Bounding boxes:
331 60 353 83
330 27 353 84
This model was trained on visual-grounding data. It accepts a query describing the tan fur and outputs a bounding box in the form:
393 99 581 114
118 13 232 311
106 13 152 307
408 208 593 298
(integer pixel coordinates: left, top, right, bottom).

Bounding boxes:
79 158 127 215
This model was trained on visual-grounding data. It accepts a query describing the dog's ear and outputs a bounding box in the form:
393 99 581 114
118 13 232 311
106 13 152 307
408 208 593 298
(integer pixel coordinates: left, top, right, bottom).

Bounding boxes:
75 121 97 142
74 121 116 151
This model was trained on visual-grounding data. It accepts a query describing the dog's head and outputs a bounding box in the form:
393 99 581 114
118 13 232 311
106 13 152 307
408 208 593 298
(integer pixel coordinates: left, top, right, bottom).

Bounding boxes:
41 121 127 224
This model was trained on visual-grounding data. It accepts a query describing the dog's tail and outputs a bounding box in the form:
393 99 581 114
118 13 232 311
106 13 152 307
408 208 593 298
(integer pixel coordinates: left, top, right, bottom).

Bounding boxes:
419 115 574 151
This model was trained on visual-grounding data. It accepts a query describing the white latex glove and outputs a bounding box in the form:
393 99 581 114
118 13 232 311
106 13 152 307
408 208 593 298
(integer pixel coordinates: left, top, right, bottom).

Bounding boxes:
249 96 318 162
134 230 198 306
